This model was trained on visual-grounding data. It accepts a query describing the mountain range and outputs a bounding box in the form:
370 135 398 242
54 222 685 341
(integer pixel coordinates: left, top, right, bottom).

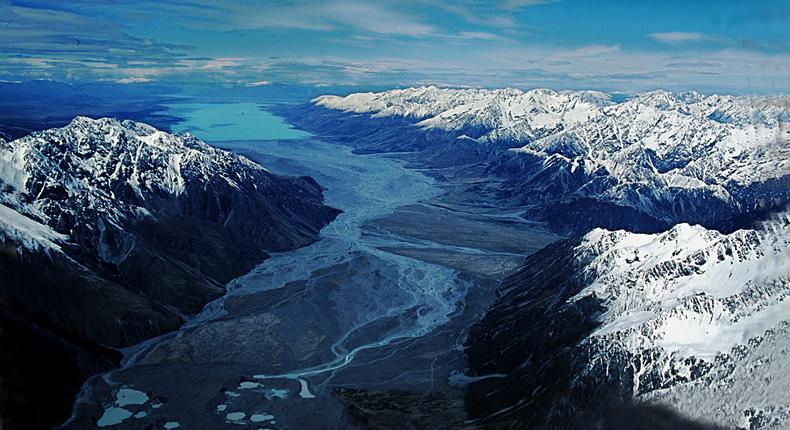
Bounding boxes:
284 86 790 428
297 86 790 234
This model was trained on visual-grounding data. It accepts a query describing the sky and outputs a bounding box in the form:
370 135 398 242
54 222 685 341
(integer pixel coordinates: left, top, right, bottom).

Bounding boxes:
1 0 789 94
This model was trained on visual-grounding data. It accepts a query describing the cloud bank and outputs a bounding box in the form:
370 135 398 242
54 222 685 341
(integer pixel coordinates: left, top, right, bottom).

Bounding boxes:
1 0 788 94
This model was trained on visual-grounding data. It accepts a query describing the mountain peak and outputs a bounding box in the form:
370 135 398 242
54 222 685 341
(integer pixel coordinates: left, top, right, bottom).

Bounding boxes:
0 117 279 235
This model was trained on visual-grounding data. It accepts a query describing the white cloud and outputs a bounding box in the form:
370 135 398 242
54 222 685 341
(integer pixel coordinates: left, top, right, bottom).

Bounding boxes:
553 44 620 58
116 77 155 84
4 2 788 94
499 0 554 10
456 31 499 40
199 1 435 37
648 32 713 43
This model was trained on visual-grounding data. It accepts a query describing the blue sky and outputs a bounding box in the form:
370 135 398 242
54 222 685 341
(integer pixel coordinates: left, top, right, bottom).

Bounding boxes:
1 0 789 93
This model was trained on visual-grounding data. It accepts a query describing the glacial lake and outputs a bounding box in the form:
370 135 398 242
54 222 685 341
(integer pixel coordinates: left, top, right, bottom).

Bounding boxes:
163 102 311 141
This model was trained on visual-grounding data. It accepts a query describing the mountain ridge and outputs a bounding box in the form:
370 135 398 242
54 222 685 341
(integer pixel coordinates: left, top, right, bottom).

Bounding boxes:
299 86 790 235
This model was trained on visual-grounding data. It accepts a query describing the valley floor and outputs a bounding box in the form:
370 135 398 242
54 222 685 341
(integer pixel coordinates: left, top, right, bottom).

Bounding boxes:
63 135 560 429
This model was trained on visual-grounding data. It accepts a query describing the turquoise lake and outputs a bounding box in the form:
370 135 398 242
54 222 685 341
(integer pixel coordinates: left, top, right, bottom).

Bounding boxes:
164 102 311 141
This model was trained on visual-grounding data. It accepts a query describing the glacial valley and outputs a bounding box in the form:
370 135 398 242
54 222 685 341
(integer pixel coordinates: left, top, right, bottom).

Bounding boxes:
2 87 789 430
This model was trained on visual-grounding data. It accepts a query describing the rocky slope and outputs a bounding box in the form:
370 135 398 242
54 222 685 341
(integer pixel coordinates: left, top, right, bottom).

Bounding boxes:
290 87 790 234
0 117 339 429
464 212 790 428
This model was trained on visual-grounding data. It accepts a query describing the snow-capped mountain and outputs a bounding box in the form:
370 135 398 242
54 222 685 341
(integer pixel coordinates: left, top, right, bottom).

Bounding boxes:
1 116 339 272
305 87 790 233
314 86 613 140
0 117 339 428
315 86 788 144
0 115 339 342
465 213 790 428
1 116 334 250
